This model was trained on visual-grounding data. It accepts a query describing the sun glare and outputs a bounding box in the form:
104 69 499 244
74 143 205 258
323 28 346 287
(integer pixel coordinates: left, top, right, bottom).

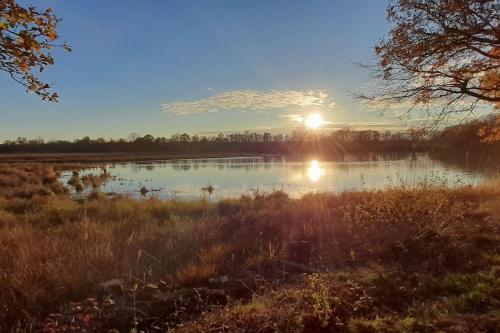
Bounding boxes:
305 113 324 129
307 160 323 182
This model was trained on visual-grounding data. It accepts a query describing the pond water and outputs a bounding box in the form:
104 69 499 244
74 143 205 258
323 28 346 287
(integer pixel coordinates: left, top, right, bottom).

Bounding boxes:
60 153 497 200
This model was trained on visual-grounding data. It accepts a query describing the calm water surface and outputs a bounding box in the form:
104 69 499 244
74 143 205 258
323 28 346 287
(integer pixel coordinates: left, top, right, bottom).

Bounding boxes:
60 153 496 200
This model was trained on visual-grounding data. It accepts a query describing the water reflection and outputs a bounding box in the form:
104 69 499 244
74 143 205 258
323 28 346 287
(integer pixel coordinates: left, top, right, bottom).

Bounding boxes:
60 153 495 201
307 160 323 182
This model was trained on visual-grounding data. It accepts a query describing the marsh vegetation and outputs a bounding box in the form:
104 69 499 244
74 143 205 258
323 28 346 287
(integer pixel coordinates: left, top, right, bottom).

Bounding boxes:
0 163 499 332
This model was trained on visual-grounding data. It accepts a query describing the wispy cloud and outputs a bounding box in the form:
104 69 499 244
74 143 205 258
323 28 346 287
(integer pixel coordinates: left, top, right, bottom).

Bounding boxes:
162 89 334 115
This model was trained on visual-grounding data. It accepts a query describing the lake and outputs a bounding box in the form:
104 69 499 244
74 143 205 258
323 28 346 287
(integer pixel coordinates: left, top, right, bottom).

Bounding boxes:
60 153 497 200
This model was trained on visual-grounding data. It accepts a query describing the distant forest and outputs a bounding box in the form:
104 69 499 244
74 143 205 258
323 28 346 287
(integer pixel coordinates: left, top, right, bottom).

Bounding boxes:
1 116 499 155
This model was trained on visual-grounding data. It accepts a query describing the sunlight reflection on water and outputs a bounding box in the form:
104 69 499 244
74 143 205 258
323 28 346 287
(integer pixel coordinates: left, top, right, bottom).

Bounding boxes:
307 160 323 182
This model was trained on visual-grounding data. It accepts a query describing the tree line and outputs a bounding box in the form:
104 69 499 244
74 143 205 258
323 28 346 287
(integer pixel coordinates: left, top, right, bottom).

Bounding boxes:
2 120 498 155
0 129 420 154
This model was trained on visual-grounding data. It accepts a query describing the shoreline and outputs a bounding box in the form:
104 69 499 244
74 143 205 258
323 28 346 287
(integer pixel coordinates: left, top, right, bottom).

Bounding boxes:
0 149 428 164
0 152 268 164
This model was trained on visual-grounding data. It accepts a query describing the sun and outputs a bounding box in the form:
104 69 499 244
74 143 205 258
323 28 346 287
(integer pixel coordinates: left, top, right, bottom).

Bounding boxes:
305 113 324 129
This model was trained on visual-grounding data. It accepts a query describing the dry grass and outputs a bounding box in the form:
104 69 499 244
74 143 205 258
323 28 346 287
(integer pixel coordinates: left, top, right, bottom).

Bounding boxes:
0 163 499 332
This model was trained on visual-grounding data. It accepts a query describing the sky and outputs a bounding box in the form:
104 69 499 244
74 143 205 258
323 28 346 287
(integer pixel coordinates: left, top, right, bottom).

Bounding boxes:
0 0 399 141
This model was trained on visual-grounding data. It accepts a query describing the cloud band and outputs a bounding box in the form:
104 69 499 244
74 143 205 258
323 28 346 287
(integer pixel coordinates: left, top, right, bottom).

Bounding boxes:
162 89 334 115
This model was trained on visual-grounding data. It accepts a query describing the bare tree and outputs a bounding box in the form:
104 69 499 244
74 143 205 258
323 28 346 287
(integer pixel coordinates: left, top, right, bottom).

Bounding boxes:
357 0 499 125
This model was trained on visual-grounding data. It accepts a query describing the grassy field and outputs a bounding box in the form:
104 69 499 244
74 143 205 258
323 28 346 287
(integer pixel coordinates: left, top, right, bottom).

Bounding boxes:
0 163 499 332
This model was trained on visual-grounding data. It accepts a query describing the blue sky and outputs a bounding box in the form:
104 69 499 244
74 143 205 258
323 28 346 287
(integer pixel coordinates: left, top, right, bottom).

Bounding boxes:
0 0 395 141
